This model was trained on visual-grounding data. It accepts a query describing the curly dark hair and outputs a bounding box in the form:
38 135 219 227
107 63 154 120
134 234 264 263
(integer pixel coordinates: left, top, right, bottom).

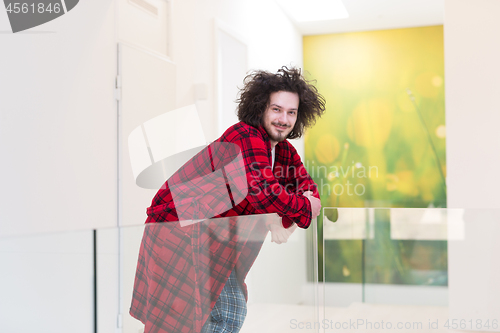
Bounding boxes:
236 66 326 139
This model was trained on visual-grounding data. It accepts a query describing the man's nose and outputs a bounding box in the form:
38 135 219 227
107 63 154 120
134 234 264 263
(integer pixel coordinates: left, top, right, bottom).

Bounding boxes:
278 111 288 124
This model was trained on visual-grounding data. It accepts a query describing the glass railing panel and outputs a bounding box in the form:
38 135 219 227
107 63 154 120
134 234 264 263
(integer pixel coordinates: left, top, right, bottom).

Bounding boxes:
96 226 121 333
447 209 500 332
121 214 320 333
363 208 448 305
0 214 320 333
322 208 500 332
118 223 145 333
3 208 498 332
0 230 95 333
242 215 319 333
321 208 366 331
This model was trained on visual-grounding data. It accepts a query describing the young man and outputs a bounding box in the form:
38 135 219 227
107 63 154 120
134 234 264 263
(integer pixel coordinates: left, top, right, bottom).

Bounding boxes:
130 67 325 333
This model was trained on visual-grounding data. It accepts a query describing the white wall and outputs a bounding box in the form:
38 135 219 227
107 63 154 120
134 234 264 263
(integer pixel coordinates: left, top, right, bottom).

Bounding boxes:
170 0 303 142
0 0 117 236
445 0 500 209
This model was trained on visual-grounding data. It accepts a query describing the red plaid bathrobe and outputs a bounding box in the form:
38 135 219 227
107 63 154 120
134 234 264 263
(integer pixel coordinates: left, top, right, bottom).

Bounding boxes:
130 122 319 332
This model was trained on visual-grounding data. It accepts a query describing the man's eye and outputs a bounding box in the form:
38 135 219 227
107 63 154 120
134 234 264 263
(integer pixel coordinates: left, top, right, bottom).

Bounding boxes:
273 108 280 112
289 111 296 115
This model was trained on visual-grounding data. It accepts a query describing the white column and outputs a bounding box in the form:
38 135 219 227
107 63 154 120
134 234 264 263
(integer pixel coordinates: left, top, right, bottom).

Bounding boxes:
445 1 500 330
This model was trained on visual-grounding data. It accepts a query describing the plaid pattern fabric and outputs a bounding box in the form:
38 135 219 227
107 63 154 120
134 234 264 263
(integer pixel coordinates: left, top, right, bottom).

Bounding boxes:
201 270 247 333
130 122 319 333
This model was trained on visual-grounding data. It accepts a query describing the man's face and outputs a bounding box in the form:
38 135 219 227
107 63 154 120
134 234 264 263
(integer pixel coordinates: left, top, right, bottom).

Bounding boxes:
262 91 299 147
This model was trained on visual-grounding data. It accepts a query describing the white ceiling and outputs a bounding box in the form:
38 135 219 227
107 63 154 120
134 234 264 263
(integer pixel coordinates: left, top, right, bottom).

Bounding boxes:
279 0 444 35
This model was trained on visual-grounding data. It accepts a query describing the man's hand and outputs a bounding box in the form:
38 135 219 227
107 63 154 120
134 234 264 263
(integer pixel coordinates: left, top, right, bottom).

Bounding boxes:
303 191 321 219
269 222 298 244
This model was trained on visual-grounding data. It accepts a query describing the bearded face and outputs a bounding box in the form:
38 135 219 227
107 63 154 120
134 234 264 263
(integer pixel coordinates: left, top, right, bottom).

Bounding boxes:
262 91 299 147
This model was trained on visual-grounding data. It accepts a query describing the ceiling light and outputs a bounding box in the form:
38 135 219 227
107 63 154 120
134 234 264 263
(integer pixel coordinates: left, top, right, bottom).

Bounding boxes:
276 0 349 22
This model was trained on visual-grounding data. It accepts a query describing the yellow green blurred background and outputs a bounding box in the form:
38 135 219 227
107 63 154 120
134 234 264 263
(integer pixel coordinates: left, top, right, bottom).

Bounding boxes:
304 26 448 285
304 25 446 209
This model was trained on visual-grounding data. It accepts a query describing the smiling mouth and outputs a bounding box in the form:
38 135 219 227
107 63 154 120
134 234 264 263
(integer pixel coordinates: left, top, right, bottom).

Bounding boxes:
272 123 289 131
